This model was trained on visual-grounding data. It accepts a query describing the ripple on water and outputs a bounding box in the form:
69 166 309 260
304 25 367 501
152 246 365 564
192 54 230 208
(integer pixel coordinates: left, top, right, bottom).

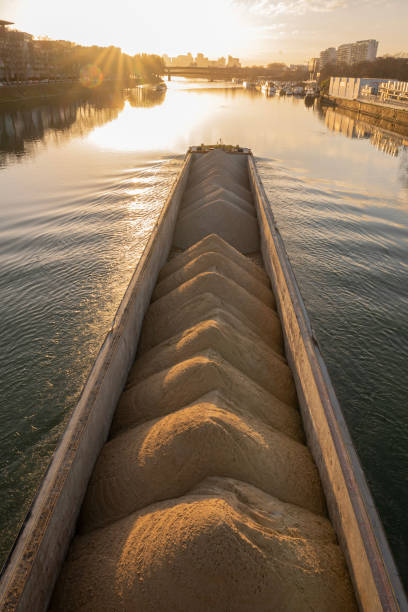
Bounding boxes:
258 159 408 576
0 154 183 567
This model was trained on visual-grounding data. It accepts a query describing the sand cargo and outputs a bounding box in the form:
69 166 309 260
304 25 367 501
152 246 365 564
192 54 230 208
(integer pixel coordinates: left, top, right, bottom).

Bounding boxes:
0 145 406 611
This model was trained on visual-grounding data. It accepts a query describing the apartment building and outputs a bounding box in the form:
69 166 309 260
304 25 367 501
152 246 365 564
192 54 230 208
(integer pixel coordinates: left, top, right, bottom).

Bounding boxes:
335 39 378 65
319 47 337 69
0 20 33 80
317 39 378 69
336 43 353 65
352 40 378 63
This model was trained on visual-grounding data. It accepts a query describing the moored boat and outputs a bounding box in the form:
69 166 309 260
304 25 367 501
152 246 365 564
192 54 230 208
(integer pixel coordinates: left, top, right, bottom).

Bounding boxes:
0 145 406 611
261 81 277 95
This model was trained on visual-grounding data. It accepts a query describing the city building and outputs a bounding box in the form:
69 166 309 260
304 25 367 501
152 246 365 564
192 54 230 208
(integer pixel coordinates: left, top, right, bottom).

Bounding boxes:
195 53 209 67
352 39 378 63
31 39 75 80
162 53 233 68
227 55 240 68
379 80 408 104
171 53 194 67
162 54 171 67
336 43 353 65
335 39 378 65
329 76 388 99
194 54 226 68
319 47 336 69
0 20 33 81
308 57 320 79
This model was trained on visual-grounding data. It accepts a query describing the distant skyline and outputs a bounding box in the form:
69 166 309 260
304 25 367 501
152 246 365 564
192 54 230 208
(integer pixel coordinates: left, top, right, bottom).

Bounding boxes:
1 0 407 64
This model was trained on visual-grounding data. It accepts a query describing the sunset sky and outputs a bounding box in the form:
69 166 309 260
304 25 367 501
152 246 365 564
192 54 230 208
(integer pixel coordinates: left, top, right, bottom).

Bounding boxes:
1 0 407 64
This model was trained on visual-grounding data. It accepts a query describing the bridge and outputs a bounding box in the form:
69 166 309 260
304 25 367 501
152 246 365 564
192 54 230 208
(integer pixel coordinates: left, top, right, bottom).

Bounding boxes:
165 66 278 81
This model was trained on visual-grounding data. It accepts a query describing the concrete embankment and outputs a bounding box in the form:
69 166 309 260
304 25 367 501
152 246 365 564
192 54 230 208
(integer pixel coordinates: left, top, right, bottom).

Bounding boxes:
323 95 408 128
50 150 357 611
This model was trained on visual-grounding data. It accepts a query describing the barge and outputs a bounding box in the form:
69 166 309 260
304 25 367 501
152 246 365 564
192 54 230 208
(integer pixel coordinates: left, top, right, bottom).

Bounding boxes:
0 145 406 611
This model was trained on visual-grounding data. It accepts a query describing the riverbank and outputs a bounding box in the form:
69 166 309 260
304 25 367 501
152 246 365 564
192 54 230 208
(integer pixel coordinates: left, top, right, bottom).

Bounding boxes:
321 95 408 129
0 79 162 105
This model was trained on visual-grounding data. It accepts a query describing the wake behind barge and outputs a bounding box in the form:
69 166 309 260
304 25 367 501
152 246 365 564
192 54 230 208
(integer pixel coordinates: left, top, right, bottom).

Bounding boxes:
0 145 406 611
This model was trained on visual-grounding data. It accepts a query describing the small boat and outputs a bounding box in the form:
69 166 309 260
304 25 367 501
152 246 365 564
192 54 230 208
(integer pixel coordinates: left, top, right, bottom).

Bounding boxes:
261 81 276 95
305 85 319 98
0 145 406 611
292 86 304 96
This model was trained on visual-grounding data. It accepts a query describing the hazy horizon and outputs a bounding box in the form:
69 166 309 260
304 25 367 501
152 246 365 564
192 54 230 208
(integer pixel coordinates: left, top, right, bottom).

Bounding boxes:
1 0 407 65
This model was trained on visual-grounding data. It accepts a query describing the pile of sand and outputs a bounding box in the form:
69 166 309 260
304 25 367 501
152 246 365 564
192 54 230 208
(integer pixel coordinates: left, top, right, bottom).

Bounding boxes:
153 251 274 307
138 271 281 353
80 395 324 532
179 186 255 217
127 310 284 384
173 199 259 253
52 477 356 612
190 149 249 182
124 317 293 408
158 233 269 286
173 152 259 252
113 354 302 440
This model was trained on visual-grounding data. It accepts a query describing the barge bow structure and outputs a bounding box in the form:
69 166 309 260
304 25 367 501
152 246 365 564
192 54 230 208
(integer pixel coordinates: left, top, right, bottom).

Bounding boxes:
0 145 406 611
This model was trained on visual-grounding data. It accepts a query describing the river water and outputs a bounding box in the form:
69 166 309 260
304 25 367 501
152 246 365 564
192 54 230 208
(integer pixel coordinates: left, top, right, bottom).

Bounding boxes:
0 80 407 588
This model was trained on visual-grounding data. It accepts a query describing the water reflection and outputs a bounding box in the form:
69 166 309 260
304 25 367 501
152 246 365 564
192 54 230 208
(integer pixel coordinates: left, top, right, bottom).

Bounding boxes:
0 86 167 165
0 78 407 590
319 104 408 158
127 87 166 108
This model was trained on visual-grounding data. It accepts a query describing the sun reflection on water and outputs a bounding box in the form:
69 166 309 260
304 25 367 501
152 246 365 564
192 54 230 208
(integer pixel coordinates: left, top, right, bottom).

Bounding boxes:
87 91 215 152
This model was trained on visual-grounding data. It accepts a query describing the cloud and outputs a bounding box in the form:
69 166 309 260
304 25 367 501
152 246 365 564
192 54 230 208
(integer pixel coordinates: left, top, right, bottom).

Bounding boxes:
233 0 349 15
233 0 393 14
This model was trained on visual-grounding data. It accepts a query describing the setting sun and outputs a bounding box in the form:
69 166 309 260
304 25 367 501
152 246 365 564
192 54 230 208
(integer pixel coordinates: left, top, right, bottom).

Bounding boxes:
7 0 250 59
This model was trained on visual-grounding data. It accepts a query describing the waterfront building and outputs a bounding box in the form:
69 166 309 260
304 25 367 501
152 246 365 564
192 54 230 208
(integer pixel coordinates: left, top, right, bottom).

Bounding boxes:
308 58 319 71
0 20 33 81
308 57 320 79
329 76 388 99
31 39 75 80
0 20 77 81
379 80 408 104
319 47 336 69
